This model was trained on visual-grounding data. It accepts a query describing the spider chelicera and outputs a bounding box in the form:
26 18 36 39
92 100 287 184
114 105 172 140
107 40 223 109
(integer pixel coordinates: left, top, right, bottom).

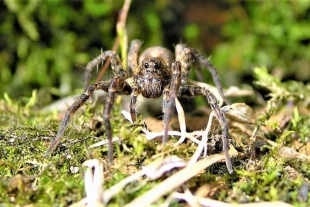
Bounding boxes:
45 39 233 174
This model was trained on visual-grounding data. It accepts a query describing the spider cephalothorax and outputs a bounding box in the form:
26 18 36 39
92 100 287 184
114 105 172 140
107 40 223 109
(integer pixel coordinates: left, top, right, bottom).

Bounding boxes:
45 39 233 174
136 57 171 98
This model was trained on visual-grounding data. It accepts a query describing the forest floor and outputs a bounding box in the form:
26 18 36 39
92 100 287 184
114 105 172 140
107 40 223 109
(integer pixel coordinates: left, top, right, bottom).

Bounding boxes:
0 67 309 207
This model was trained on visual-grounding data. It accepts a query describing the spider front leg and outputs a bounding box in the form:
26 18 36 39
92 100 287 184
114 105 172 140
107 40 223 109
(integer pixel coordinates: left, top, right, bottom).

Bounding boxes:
85 50 117 87
175 44 230 105
103 78 118 163
46 51 130 164
129 84 139 123
44 81 112 157
179 85 233 174
162 61 182 144
128 39 142 76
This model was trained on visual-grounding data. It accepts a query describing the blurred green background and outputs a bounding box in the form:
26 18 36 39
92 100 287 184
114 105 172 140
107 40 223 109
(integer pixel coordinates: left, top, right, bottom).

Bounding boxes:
1 0 310 101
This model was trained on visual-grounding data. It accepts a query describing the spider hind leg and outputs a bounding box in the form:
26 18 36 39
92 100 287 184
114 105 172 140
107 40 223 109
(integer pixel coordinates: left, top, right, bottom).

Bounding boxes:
178 84 233 174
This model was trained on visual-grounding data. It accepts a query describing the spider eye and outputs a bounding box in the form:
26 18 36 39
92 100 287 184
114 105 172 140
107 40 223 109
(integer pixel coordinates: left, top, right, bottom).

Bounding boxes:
144 63 149 68
154 62 160 69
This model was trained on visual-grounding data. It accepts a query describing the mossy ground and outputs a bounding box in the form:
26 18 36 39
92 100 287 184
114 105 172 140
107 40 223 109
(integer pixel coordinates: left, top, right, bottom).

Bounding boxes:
0 68 309 207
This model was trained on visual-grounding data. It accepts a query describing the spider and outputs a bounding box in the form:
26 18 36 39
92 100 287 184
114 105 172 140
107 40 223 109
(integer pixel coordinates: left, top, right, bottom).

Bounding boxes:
45 39 233 174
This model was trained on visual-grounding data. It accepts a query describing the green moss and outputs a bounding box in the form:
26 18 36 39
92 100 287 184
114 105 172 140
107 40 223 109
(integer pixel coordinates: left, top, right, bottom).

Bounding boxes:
1 68 310 206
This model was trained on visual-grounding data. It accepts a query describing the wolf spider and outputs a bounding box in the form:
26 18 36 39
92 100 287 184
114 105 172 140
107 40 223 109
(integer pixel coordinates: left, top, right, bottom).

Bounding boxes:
45 39 233 174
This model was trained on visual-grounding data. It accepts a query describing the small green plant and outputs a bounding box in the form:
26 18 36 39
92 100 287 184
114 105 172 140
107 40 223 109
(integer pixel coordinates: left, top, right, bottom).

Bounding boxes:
254 66 310 144
290 107 310 143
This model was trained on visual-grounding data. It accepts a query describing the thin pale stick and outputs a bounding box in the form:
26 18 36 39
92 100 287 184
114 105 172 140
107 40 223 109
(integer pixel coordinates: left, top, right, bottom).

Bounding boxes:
188 112 215 165
124 151 236 207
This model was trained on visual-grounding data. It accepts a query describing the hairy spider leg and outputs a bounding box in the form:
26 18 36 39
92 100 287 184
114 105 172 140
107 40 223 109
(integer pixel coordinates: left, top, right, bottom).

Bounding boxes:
175 45 230 105
84 50 114 88
109 51 127 80
178 84 233 174
128 39 142 76
46 52 131 164
129 85 139 122
162 61 182 144
190 48 231 105
175 44 191 84
103 78 117 163
44 81 111 157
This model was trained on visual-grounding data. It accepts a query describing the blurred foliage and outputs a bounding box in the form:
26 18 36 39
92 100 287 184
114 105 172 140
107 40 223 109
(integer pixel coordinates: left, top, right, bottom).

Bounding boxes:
212 0 310 85
0 0 187 99
0 0 122 98
1 0 310 100
253 67 310 109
